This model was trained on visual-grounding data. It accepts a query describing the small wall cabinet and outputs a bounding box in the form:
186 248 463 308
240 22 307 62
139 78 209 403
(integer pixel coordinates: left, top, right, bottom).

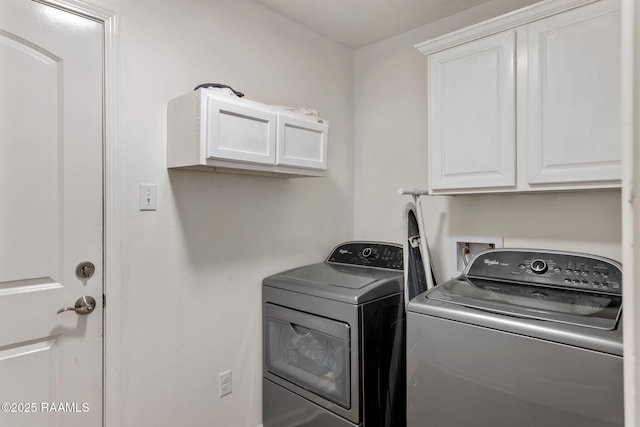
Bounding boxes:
417 0 621 194
167 89 328 177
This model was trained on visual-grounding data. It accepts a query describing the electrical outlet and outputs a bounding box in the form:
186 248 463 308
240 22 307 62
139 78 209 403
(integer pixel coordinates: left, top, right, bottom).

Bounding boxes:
219 370 232 397
450 236 503 277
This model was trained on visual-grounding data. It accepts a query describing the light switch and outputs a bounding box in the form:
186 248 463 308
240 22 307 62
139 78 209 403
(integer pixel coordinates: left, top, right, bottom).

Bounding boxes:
139 184 157 211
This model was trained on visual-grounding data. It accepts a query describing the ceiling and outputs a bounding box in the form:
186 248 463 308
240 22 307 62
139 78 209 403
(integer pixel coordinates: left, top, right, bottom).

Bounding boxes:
254 0 493 49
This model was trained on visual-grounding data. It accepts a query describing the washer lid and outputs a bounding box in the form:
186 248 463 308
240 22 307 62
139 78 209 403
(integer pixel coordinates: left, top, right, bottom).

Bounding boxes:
427 277 622 330
426 248 623 330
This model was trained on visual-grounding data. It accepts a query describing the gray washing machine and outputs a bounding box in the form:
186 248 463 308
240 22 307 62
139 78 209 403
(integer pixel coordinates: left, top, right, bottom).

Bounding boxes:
407 248 623 427
262 241 406 427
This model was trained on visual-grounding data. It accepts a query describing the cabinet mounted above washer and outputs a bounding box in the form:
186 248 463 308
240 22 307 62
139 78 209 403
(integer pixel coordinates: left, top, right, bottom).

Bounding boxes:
416 0 621 194
167 88 328 177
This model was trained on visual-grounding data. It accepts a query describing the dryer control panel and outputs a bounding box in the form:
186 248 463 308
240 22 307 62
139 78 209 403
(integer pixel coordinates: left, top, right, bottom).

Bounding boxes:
327 241 404 270
466 249 622 295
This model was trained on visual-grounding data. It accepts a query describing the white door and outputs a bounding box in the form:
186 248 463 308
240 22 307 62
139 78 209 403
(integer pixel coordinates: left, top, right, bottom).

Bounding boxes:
0 1 103 426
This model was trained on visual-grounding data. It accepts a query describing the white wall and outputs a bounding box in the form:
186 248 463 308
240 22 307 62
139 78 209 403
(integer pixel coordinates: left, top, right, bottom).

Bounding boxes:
354 0 622 280
83 0 624 424
96 0 353 425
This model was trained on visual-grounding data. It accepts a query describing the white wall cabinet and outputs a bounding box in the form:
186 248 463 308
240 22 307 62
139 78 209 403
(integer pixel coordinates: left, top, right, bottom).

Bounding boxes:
417 0 621 194
168 89 328 177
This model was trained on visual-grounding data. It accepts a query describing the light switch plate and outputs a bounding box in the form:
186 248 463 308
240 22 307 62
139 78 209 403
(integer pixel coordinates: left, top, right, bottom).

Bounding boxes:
139 184 157 211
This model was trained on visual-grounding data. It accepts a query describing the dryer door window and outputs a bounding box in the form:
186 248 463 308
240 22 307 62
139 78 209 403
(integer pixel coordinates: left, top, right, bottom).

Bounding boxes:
265 303 350 408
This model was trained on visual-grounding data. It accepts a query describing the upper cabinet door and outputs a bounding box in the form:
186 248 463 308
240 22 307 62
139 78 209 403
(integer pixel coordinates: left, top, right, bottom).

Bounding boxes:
205 95 277 165
527 0 621 185
428 30 516 191
276 112 328 170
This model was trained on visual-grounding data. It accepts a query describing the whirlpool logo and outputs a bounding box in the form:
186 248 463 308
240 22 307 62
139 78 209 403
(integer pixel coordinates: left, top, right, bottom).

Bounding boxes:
484 259 500 266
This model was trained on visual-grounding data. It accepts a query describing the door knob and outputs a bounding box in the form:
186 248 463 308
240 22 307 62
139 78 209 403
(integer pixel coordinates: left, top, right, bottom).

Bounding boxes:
57 296 96 315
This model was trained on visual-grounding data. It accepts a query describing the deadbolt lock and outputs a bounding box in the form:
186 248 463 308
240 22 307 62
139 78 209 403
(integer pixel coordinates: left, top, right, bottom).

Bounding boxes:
76 261 95 279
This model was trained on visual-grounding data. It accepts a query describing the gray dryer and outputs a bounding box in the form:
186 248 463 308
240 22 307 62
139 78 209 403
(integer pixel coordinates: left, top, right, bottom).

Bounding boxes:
263 241 406 427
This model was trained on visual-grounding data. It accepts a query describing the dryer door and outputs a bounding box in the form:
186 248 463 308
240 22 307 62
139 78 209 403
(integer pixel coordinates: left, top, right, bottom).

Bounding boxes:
265 303 350 408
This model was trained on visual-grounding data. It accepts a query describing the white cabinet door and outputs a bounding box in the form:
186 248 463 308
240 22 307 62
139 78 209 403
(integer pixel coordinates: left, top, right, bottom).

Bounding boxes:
527 0 621 185
428 31 516 191
277 112 328 170
205 95 277 165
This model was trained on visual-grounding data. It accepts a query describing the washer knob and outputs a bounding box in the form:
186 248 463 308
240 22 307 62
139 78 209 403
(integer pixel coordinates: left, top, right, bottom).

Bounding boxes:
531 259 548 274
362 247 373 258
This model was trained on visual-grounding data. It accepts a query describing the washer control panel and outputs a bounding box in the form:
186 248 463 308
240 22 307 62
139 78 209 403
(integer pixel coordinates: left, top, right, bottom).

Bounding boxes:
327 241 404 270
466 249 622 295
